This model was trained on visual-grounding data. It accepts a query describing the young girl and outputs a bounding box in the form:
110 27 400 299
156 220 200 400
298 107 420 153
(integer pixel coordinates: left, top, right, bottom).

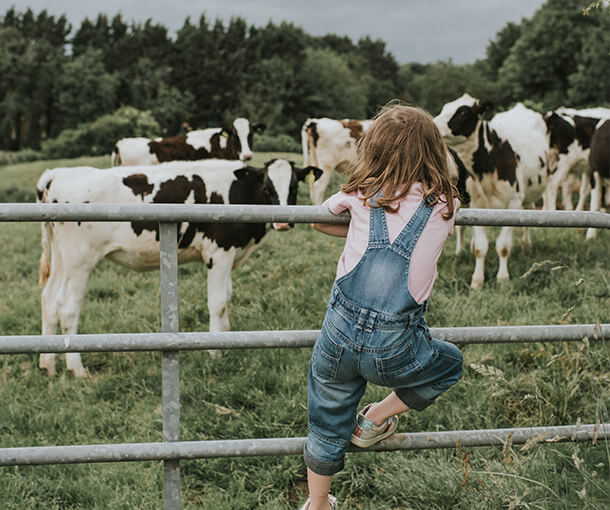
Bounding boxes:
300 104 463 510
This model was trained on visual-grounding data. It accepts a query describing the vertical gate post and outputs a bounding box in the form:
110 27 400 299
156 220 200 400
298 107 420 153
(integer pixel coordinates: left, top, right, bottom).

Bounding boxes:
160 223 180 509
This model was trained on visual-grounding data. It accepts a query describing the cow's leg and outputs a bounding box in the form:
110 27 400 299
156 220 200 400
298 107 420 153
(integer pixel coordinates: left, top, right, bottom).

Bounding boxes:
496 226 514 282
40 263 63 376
586 171 602 240
471 226 488 290
561 177 573 211
207 249 236 333
575 172 590 211
56 266 97 377
310 168 333 205
454 226 466 254
543 180 559 211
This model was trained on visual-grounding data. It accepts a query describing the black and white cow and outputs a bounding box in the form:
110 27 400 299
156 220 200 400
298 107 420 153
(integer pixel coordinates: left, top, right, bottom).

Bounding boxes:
301 118 373 205
586 118 610 239
543 107 610 211
434 94 551 289
36 159 322 376
111 118 265 166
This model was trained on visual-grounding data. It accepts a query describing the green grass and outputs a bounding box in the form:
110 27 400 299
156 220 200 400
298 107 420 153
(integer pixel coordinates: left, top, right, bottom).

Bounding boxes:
0 154 609 509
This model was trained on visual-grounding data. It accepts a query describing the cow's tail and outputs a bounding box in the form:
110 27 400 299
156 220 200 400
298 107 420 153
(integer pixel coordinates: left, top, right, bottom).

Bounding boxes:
39 221 52 287
301 120 310 167
36 171 53 287
111 145 121 166
301 119 318 168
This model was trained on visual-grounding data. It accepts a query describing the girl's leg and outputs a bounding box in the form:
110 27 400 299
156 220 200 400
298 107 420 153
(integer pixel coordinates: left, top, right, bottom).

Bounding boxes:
306 469 333 510
363 391 409 426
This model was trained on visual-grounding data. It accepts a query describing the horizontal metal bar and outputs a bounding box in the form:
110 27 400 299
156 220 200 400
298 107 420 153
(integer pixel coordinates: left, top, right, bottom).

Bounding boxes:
0 423 606 466
0 203 608 228
0 324 606 354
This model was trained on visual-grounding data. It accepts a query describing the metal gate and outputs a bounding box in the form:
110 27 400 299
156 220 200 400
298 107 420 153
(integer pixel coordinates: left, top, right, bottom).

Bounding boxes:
1 203 609 509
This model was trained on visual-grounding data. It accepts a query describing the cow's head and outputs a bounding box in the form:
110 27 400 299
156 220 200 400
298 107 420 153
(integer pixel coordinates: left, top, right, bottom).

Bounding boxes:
433 94 493 138
230 117 255 161
233 159 322 231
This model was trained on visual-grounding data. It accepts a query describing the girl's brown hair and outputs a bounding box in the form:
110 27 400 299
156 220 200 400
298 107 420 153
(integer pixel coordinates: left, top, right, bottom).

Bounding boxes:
342 102 458 219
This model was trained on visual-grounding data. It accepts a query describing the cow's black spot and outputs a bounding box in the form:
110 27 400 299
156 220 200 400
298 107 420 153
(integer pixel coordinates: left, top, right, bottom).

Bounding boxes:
472 123 517 185
209 192 224 204
123 174 154 199
545 113 574 154
448 105 479 137
574 115 601 150
308 122 319 146
589 120 610 180
448 148 470 205
472 124 492 177
130 175 207 247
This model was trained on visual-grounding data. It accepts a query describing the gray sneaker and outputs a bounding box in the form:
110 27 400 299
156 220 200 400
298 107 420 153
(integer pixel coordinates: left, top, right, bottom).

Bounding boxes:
350 403 398 448
299 494 338 510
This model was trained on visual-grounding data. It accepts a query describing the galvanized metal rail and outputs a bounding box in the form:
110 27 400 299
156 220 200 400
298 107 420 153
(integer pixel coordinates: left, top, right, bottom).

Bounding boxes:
1 203 608 510
1 423 606 466
1 202 610 228
0 324 607 353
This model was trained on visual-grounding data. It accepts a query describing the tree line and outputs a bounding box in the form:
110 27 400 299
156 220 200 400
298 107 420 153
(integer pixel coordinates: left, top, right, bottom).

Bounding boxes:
0 0 607 153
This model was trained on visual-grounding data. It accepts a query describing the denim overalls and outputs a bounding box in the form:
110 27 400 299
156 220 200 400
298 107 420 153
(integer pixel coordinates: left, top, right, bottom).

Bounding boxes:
304 195 463 476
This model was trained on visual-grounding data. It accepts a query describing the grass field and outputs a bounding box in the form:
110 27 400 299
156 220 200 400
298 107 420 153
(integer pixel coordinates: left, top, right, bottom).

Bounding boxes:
0 153 608 509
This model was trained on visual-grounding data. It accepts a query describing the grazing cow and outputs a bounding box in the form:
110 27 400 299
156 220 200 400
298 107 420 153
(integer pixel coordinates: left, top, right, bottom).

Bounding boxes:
36 159 322 377
301 118 373 205
111 118 265 166
543 107 610 211
586 118 610 239
434 94 551 289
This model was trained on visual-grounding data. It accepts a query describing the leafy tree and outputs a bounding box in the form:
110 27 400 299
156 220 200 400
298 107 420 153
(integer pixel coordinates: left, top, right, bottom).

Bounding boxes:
240 56 299 134
296 47 367 121
354 36 399 114
150 85 195 136
485 21 523 78
498 0 603 108
567 6 610 105
55 48 119 132
0 8 69 148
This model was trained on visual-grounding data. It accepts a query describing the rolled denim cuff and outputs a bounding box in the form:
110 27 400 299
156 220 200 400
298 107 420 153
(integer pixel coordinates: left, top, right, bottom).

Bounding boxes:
303 443 344 476
394 386 434 411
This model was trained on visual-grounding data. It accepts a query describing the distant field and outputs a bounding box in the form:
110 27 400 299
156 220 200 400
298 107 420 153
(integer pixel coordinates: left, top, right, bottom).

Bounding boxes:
0 154 608 509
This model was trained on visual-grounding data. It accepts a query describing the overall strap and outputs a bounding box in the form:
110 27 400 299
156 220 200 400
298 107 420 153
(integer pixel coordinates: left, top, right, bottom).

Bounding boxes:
391 196 436 258
368 191 390 247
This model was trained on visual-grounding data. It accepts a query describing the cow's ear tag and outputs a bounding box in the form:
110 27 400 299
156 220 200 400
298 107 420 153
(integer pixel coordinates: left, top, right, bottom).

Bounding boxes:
305 170 316 184
221 130 229 138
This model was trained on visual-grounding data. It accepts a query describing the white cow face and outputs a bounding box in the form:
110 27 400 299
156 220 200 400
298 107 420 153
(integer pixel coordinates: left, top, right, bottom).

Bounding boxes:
434 93 485 138
261 159 322 230
233 117 254 160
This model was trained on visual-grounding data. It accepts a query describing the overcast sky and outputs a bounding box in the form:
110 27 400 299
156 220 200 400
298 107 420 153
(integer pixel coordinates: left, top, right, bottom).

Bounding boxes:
7 1 548 64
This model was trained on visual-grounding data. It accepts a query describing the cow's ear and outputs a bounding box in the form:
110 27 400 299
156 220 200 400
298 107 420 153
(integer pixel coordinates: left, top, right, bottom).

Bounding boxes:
234 166 265 181
296 166 323 183
477 100 494 115
253 123 266 134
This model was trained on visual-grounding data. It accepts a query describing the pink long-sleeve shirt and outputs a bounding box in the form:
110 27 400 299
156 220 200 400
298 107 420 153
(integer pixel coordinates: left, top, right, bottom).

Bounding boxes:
324 183 458 304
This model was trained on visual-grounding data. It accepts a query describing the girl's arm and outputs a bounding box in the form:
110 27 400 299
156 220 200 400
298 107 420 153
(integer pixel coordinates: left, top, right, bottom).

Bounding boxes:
311 223 349 237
